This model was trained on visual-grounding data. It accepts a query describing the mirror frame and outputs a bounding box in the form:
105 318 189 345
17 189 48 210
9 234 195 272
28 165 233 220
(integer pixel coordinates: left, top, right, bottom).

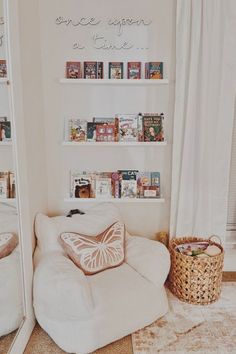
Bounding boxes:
4 0 35 352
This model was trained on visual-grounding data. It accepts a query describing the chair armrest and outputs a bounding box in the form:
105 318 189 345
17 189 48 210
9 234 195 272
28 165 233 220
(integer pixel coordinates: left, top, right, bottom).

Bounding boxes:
33 252 94 320
125 235 170 287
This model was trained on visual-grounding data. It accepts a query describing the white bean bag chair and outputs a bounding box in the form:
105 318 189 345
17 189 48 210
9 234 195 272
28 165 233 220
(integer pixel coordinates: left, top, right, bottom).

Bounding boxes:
0 204 23 337
33 203 170 354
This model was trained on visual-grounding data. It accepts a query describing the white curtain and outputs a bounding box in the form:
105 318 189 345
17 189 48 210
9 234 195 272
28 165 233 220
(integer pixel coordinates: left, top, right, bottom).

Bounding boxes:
170 0 236 242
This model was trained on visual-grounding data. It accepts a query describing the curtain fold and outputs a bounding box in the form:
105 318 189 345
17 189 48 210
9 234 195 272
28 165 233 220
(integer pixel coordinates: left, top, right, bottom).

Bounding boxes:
170 0 236 242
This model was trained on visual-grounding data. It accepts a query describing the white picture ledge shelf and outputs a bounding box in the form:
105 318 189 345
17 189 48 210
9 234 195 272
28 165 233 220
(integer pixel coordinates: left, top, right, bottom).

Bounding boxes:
59 78 169 85
62 141 167 147
0 141 12 146
0 78 9 84
0 198 16 205
64 198 165 203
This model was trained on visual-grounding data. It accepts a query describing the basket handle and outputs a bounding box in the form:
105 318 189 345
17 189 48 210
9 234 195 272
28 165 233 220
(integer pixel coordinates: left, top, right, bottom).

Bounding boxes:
208 235 222 245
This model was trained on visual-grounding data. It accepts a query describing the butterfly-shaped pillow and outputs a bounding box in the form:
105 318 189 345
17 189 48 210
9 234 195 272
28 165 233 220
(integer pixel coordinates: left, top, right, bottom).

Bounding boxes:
0 233 18 259
60 221 125 275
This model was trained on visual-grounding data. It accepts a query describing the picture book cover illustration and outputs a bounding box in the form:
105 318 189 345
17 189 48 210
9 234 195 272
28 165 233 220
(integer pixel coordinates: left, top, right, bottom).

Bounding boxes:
127 62 141 79
93 117 119 142
66 61 81 79
95 177 112 199
71 173 91 198
121 180 137 198
87 122 99 141
145 62 163 79
117 114 138 142
109 62 124 79
0 121 11 141
143 113 164 142
84 61 97 79
66 118 87 142
0 60 7 78
96 124 116 142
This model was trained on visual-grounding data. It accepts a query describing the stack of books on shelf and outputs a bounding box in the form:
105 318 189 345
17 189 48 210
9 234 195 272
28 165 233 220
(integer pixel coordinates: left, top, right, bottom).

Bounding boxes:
70 170 161 200
0 117 11 141
65 61 163 80
65 113 164 143
0 171 15 199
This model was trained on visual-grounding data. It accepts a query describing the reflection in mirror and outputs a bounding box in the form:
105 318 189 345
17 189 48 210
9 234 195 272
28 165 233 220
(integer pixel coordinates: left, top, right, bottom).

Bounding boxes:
0 0 24 352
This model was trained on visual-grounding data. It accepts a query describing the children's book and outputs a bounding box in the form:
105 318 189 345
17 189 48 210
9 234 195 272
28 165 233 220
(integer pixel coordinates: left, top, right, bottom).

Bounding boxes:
109 62 123 79
117 114 138 142
87 122 99 141
137 172 151 198
84 61 97 79
0 171 9 198
127 62 141 79
95 177 112 199
0 60 7 78
143 113 164 142
66 61 81 79
65 118 87 142
0 121 11 141
111 172 120 198
121 180 137 198
145 62 163 79
70 172 91 198
93 117 119 141
96 124 116 142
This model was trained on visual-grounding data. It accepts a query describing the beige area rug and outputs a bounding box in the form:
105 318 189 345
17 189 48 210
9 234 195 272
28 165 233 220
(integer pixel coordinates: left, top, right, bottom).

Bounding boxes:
24 282 236 354
0 330 17 354
132 282 236 354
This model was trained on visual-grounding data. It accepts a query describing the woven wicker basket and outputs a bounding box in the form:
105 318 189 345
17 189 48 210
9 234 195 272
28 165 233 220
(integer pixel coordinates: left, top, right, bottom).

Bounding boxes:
168 236 224 305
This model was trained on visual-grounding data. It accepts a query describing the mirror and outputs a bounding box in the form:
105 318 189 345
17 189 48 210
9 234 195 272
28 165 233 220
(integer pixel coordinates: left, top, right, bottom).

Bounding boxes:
0 0 24 352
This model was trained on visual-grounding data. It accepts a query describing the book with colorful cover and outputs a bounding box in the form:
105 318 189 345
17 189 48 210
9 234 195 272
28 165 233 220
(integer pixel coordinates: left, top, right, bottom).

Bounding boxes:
117 114 138 142
96 124 116 142
121 179 137 198
143 113 164 142
127 62 141 79
111 172 120 198
9 171 15 198
97 62 104 79
137 172 151 198
145 62 163 79
137 113 144 142
93 117 119 141
143 185 159 198
70 172 91 198
119 169 138 180
0 121 11 141
87 122 99 141
65 118 87 142
66 61 81 79
0 60 7 78
84 61 97 79
109 62 123 79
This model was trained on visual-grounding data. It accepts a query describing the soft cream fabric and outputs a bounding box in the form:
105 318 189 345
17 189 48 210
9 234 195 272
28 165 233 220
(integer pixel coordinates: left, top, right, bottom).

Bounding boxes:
34 202 122 257
33 202 170 353
60 221 125 275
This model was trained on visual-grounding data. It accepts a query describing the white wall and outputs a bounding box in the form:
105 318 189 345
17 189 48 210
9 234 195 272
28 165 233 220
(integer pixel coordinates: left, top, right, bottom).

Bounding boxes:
37 0 176 237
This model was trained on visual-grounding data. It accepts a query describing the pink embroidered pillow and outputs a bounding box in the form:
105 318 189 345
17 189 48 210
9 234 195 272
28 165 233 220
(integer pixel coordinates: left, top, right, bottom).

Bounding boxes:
0 233 18 259
60 221 125 275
